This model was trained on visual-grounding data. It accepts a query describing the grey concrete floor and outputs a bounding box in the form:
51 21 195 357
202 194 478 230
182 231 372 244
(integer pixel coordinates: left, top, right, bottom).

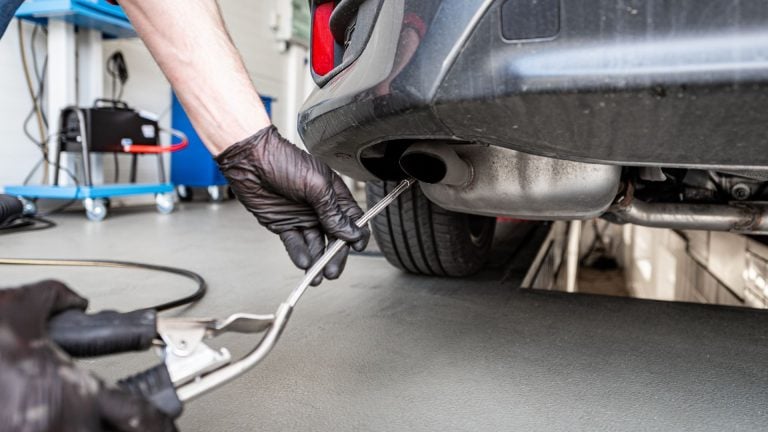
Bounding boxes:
3 202 768 431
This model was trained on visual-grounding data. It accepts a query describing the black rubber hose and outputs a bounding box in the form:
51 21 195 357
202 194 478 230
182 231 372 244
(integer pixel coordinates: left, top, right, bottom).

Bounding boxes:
0 194 24 227
0 216 56 235
0 258 206 312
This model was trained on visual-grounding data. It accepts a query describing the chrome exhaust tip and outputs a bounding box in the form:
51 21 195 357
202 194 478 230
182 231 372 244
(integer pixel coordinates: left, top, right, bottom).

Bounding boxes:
399 143 472 186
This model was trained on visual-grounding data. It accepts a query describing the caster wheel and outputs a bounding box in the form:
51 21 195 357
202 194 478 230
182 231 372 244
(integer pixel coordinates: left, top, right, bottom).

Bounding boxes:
19 197 37 216
156 193 175 214
177 185 193 202
84 198 108 222
208 186 224 202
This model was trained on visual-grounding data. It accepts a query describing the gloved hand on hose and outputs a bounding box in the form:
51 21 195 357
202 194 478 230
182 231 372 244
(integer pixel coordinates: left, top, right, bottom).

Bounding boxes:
0 280 176 432
216 126 370 285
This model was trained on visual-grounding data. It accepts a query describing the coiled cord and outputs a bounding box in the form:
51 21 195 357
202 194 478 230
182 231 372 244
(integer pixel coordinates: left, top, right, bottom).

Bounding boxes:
0 195 24 227
0 200 206 312
0 258 207 312
0 217 56 235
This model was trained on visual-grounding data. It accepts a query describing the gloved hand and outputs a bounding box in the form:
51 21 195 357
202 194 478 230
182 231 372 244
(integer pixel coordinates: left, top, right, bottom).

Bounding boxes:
216 126 370 285
0 280 176 432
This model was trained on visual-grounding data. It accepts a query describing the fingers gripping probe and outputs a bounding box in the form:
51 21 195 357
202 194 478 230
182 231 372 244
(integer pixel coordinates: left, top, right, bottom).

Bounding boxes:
172 178 415 402
287 178 415 307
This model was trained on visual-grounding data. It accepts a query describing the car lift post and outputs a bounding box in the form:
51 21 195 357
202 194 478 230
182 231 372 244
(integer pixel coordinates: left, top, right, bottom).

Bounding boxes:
565 220 583 293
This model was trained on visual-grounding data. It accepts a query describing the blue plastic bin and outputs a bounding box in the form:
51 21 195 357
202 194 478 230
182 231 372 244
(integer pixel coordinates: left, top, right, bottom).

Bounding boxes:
170 93 272 193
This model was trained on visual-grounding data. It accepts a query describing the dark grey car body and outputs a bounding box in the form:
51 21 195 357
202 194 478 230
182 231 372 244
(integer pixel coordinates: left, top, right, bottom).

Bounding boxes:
299 0 768 233
300 0 768 176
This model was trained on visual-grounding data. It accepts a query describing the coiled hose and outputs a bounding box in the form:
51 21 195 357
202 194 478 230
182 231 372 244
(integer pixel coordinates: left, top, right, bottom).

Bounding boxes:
0 258 207 312
0 194 24 227
0 196 206 311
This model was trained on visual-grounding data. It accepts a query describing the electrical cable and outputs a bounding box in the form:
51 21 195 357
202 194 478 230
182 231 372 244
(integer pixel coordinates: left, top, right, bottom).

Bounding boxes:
30 24 48 128
19 21 47 140
18 21 48 182
40 160 81 216
23 106 41 150
0 217 56 235
20 24 49 185
22 42 47 152
21 57 48 185
0 258 207 313
0 194 56 235
114 153 120 183
21 133 83 217
107 51 128 101
23 132 61 176
23 159 44 186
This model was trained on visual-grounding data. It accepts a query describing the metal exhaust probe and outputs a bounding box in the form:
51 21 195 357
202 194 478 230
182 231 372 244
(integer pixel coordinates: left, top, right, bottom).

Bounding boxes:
173 177 415 402
49 178 415 417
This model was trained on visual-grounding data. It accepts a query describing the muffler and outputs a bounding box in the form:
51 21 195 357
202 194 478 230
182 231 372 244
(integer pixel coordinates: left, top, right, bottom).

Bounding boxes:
397 142 622 220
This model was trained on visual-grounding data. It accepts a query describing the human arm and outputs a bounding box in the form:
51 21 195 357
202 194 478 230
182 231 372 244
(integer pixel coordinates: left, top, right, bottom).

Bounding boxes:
117 0 369 282
116 0 266 154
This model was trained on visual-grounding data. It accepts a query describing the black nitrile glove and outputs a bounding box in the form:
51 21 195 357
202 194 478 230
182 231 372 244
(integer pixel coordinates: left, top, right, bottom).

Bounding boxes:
216 126 370 285
0 280 177 432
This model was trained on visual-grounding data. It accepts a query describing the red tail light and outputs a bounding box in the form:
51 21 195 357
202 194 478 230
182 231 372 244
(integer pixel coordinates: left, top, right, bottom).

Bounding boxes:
312 2 336 76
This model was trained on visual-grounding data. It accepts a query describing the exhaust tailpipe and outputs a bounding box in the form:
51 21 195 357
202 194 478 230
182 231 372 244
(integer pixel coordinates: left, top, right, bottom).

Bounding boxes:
399 143 472 186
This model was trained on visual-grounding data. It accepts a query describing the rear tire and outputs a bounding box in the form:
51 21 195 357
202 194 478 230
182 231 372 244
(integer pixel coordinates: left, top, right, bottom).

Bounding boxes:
366 180 495 277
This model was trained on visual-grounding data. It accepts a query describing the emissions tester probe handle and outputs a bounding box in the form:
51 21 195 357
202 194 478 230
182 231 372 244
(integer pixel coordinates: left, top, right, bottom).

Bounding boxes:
118 362 184 419
49 309 158 357
49 309 183 418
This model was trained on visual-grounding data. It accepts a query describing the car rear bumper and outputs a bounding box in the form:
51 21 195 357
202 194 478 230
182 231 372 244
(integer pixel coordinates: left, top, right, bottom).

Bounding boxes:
299 0 768 180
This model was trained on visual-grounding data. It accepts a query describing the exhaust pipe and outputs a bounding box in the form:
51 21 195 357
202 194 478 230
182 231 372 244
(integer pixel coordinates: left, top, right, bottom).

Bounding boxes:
608 188 768 233
398 144 768 232
399 143 472 186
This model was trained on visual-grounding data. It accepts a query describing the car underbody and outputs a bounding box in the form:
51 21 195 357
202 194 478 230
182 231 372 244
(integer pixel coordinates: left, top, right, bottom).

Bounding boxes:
299 0 768 253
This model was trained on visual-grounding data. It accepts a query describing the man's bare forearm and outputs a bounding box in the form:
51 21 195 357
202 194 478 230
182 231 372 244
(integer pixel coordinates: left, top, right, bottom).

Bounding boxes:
118 0 271 155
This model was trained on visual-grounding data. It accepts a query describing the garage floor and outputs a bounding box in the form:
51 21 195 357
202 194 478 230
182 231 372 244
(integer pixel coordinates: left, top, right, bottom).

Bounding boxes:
3 202 768 431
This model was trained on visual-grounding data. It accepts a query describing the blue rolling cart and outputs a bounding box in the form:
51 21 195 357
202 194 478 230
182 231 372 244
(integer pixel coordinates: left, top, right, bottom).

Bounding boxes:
4 104 180 221
5 183 175 221
5 0 178 221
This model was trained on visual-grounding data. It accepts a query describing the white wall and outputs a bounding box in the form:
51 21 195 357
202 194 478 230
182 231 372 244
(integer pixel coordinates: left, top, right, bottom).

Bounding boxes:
219 0 313 143
0 0 311 196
